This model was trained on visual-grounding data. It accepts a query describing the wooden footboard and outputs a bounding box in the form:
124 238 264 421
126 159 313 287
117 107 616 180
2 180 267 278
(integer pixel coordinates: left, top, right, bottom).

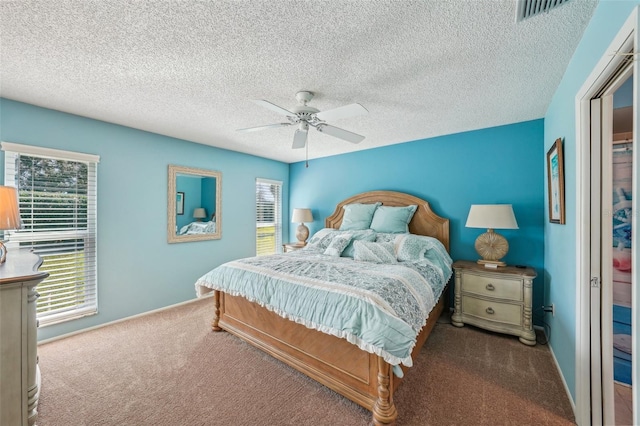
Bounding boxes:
208 190 450 425
211 288 446 425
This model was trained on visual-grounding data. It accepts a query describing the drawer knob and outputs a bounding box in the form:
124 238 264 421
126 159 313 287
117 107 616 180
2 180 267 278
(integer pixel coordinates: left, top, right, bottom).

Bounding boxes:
486 283 495 291
486 307 495 315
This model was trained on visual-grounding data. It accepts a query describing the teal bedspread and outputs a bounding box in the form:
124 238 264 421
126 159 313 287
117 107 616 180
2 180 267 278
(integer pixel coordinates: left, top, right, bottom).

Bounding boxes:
195 250 449 372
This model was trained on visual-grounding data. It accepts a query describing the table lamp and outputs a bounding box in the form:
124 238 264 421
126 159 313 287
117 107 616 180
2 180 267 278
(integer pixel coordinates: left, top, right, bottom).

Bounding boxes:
0 186 22 264
465 204 518 268
292 208 313 245
193 208 207 221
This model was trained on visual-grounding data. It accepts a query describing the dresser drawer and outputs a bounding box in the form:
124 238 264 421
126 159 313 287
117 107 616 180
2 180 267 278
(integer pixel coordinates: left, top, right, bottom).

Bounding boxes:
461 295 522 327
461 273 522 301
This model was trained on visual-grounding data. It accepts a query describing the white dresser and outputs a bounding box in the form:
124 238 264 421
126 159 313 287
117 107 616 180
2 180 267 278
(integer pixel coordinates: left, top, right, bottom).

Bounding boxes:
451 260 537 345
0 251 48 426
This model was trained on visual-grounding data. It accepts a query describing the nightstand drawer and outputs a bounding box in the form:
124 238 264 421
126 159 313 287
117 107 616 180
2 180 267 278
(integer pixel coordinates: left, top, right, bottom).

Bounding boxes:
461 273 522 301
461 296 522 326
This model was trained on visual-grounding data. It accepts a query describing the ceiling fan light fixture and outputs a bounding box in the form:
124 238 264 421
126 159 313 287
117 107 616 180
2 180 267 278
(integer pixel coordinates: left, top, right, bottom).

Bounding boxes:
239 91 367 149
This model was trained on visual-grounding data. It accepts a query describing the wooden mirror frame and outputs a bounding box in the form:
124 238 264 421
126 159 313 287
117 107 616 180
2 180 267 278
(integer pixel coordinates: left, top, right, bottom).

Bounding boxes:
168 165 222 243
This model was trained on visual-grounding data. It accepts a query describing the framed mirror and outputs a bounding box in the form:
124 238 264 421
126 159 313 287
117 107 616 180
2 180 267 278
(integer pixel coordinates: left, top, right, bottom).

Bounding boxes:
168 165 222 243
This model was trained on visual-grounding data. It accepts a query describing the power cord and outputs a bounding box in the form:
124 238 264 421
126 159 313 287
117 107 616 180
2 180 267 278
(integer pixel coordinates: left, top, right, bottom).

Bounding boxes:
533 306 551 345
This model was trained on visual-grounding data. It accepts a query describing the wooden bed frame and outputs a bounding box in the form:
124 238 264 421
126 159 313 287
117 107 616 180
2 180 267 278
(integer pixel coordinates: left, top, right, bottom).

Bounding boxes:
210 190 450 425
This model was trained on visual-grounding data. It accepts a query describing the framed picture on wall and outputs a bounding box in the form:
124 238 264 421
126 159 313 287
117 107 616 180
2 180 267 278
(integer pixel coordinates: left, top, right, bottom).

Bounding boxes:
176 192 184 215
547 138 565 224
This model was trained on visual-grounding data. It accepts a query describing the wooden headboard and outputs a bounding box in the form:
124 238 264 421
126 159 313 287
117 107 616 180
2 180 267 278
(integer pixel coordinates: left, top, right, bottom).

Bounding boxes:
325 190 450 252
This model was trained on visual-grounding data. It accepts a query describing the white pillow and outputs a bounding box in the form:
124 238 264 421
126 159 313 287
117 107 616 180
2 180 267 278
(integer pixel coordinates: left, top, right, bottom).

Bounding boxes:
324 233 353 257
304 228 336 250
353 241 397 264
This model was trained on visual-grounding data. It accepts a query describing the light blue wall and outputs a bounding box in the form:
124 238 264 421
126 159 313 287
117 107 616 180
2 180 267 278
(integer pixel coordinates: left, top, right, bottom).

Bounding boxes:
290 119 545 315
543 0 639 402
0 98 289 341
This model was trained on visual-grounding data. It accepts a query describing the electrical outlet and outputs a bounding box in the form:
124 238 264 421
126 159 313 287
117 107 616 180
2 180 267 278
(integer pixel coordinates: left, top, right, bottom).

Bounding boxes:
542 304 555 317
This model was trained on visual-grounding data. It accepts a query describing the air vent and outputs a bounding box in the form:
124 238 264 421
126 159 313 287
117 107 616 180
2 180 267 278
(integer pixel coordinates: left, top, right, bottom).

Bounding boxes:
516 0 570 21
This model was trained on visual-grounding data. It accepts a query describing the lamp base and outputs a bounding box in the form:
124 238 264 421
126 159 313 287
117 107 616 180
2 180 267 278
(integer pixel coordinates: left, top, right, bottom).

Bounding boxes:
295 223 310 244
0 241 7 264
475 229 509 267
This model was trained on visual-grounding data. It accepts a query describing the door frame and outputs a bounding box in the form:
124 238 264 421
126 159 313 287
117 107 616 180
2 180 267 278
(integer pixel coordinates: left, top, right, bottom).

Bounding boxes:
575 8 639 425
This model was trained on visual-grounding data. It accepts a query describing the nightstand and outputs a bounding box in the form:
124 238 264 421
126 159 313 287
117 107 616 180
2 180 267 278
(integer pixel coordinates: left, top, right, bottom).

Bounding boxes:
451 260 537 345
282 242 306 253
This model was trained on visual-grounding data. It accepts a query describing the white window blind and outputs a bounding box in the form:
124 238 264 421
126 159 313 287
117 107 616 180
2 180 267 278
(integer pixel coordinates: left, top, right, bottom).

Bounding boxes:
2 142 99 326
256 178 282 256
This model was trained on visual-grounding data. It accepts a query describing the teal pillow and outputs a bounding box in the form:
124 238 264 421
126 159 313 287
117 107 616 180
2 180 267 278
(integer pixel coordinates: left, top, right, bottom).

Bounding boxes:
339 202 381 231
353 241 397 264
369 205 418 233
396 234 453 279
341 230 377 258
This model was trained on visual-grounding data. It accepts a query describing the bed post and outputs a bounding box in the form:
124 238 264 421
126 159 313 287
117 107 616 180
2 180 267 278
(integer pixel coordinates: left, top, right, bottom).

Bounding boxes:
372 357 397 425
211 290 222 332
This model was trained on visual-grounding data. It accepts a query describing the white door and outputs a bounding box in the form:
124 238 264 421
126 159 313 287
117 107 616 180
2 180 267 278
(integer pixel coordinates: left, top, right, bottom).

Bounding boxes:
589 64 634 426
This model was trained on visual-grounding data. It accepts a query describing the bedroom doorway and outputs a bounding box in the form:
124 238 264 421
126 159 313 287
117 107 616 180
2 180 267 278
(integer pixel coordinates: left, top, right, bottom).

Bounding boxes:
611 76 633 425
591 70 634 426
576 8 638 426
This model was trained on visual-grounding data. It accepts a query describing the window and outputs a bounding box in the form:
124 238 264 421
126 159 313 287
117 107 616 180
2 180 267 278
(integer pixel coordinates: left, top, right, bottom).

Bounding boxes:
256 178 282 256
2 142 99 326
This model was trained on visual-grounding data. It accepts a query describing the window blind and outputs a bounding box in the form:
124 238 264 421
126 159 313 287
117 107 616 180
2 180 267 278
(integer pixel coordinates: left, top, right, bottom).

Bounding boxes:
2 142 99 326
256 178 282 256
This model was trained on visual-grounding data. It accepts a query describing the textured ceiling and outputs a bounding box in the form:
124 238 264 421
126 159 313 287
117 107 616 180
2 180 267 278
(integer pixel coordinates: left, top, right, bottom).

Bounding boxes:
0 0 598 163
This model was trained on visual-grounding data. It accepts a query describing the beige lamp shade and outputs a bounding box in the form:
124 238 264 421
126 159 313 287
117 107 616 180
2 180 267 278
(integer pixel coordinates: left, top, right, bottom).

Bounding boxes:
0 186 22 264
0 186 22 230
465 204 518 230
292 208 313 245
466 204 518 267
193 208 207 220
291 208 313 224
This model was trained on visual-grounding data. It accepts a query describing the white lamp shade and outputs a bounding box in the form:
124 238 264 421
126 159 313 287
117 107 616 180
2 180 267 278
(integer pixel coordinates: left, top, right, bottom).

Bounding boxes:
193 208 207 219
292 208 313 223
0 186 22 230
465 204 519 230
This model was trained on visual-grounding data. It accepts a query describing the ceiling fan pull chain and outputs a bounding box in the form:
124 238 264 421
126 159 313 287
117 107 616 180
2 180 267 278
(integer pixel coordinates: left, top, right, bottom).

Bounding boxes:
306 140 309 168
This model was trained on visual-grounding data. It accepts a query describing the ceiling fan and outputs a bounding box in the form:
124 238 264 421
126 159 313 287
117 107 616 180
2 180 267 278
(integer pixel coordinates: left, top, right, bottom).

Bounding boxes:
237 91 368 149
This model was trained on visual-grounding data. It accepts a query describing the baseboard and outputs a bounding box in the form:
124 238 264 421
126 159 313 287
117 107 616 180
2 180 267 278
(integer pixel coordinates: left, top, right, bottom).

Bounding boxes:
38 294 213 345
547 339 577 418
533 325 576 418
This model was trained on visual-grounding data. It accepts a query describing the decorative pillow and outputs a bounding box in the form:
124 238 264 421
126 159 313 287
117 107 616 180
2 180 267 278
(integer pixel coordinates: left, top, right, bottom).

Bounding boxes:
369 205 417 234
395 234 452 278
375 232 407 243
304 228 336 251
324 233 353 257
353 241 397 264
339 202 381 231
341 230 377 258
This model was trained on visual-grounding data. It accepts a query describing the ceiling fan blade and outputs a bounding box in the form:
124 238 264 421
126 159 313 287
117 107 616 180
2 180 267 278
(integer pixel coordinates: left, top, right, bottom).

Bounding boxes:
237 122 292 132
251 99 296 117
314 103 368 122
316 124 365 144
292 128 308 149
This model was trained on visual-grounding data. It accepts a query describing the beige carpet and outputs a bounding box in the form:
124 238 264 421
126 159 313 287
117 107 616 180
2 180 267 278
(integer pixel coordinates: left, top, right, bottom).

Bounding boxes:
37 297 575 425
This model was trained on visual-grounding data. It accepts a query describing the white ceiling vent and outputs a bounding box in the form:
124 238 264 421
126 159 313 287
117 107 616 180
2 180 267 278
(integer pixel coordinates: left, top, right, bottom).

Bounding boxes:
516 0 570 22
